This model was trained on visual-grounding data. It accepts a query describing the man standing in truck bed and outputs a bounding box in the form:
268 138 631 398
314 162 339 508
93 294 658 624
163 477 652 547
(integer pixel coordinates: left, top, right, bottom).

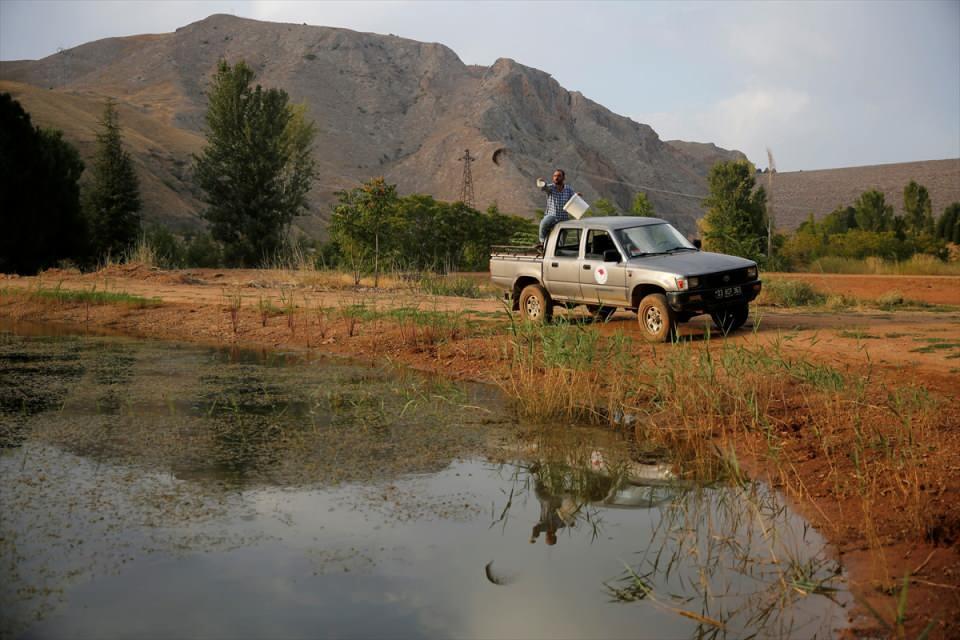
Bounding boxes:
537 169 577 250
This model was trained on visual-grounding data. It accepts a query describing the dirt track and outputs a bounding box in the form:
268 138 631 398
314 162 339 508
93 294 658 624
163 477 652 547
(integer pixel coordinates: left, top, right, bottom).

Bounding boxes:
2 266 959 637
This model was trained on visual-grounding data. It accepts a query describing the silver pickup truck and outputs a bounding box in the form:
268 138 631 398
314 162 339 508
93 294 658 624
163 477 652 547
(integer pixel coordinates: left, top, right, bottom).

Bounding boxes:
490 216 762 342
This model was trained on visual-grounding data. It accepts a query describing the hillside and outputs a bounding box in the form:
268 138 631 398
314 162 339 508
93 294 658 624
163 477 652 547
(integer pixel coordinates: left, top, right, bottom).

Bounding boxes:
0 13 743 237
765 159 960 230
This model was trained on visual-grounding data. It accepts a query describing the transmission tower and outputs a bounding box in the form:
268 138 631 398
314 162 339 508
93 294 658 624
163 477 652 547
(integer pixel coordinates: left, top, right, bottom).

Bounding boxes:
459 149 475 208
766 148 776 259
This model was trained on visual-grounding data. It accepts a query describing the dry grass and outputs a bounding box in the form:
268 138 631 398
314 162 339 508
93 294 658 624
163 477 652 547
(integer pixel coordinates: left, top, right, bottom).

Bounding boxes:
498 322 941 548
809 255 960 276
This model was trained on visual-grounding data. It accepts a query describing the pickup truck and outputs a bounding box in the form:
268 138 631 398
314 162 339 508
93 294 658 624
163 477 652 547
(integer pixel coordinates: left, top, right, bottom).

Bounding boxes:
490 216 762 342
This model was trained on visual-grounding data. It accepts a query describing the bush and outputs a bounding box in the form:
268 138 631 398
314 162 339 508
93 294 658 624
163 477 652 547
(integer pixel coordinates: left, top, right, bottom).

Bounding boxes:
759 279 825 307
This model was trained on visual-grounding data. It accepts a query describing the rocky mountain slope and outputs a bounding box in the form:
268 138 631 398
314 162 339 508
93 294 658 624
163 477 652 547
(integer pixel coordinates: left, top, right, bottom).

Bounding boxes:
2 13 742 236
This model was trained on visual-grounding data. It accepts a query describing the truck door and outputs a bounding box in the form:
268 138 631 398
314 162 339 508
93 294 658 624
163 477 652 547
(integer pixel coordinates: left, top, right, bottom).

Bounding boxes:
544 227 582 300
579 228 628 306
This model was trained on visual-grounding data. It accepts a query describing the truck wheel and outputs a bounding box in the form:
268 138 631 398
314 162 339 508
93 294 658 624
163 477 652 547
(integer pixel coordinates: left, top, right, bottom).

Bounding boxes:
586 305 616 322
638 294 677 342
710 303 749 335
519 284 552 323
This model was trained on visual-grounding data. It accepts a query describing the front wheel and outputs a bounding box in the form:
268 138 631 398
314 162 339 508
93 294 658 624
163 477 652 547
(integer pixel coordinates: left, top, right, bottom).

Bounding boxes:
519 284 553 323
637 293 677 342
710 303 749 335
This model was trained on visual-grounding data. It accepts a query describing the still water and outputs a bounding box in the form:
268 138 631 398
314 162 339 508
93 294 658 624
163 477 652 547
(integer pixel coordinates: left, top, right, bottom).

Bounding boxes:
0 322 849 639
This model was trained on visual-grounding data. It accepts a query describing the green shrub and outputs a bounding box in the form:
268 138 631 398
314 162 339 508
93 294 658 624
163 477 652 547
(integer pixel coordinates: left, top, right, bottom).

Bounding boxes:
418 276 483 298
759 279 825 307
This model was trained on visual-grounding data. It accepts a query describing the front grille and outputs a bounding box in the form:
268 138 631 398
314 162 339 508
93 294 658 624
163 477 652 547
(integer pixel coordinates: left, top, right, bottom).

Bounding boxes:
698 268 752 289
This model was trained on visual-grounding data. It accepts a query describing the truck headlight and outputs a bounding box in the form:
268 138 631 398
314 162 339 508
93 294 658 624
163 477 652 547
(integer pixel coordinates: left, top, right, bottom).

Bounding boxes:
746 266 758 279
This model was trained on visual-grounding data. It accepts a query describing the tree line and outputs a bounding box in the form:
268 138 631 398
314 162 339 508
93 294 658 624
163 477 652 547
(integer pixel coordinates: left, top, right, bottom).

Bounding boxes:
696 159 959 270
2 61 958 276
1 60 531 276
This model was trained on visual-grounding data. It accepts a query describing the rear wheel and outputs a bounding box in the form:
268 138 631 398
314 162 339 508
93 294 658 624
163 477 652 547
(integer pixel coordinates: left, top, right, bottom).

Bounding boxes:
586 305 616 322
519 284 553 323
710 303 749 335
637 294 677 343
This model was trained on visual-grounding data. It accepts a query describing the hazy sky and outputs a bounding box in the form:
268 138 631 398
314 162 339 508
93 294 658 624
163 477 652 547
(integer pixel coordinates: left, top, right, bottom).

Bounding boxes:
1 0 958 171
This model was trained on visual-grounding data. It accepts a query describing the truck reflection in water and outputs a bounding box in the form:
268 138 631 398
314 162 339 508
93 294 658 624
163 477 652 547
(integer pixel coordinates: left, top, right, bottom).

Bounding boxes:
525 450 682 546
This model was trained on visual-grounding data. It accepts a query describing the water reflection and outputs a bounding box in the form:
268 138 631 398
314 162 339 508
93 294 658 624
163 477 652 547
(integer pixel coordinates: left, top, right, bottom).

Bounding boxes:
0 327 849 639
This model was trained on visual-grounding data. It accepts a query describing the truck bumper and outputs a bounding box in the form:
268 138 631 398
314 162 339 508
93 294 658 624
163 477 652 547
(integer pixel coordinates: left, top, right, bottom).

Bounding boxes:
666 280 762 314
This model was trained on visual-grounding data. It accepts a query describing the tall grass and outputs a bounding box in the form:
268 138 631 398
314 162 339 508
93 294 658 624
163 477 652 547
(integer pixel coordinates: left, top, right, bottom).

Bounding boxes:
808 254 960 276
498 321 940 544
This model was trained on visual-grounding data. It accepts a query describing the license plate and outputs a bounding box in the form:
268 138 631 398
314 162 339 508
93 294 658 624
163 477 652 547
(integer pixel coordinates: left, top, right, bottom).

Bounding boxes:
714 286 742 299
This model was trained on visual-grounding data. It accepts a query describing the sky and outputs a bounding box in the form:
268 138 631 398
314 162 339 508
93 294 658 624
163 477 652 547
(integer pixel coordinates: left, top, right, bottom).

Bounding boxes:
1 0 958 172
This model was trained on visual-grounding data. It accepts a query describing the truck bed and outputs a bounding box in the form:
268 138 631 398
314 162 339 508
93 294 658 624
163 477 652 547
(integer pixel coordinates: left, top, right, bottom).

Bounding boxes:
489 244 543 259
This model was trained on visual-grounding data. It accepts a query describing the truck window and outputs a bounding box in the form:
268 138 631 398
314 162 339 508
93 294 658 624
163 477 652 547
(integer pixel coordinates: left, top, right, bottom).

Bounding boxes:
554 228 581 258
585 229 616 260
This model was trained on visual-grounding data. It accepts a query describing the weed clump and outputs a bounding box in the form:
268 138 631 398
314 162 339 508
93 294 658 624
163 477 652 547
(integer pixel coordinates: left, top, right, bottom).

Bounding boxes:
759 279 825 307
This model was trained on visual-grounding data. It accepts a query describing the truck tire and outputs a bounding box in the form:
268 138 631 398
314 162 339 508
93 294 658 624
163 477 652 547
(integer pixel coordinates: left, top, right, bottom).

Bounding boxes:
586 305 616 322
710 303 749 335
519 284 552 323
638 293 677 342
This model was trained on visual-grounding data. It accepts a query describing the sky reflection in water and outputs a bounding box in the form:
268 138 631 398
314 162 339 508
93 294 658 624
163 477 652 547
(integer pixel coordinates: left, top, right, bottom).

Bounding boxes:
0 327 849 639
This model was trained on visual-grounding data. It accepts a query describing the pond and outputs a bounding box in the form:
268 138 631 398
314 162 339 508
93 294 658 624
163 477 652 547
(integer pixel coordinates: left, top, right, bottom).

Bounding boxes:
0 321 849 639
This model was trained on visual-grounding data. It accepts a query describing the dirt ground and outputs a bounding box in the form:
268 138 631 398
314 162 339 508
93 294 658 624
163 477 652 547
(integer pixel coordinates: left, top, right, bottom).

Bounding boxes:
2 266 959 637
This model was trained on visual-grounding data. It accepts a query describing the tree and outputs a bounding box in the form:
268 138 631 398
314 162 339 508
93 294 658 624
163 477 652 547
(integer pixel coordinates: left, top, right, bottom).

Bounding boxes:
699 160 768 261
328 177 399 286
588 198 619 217
853 189 893 232
903 180 934 236
0 93 87 274
84 98 142 260
819 205 858 235
631 191 655 217
936 203 960 244
194 60 316 266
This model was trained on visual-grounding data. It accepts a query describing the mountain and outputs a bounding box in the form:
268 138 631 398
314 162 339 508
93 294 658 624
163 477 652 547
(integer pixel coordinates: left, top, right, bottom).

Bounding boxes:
1 14 746 236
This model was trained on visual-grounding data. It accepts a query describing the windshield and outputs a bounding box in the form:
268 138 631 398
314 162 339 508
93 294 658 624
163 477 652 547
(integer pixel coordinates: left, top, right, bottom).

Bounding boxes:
614 224 695 258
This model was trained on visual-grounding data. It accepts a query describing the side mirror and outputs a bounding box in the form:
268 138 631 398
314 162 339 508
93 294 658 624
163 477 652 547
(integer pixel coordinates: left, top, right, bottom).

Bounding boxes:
603 249 621 263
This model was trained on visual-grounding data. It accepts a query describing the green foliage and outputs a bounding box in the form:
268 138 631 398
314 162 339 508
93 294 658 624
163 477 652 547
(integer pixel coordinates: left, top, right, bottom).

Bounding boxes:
903 181 934 236
194 60 317 267
935 202 960 243
853 189 893 232
31 283 161 308
631 191 655 217
329 178 535 275
0 93 88 274
143 225 185 268
700 160 768 262
760 279 825 307
184 231 224 268
84 98 142 260
588 198 619 217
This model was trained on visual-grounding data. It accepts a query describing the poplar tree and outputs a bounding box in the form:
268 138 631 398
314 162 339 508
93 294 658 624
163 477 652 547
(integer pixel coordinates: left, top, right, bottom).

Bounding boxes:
699 160 768 261
84 98 141 259
903 180 934 236
194 60 316 266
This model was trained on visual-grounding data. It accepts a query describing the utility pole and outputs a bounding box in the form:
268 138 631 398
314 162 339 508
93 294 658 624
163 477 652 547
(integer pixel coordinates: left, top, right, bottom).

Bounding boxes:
766 148 776 260
459 149 475 209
